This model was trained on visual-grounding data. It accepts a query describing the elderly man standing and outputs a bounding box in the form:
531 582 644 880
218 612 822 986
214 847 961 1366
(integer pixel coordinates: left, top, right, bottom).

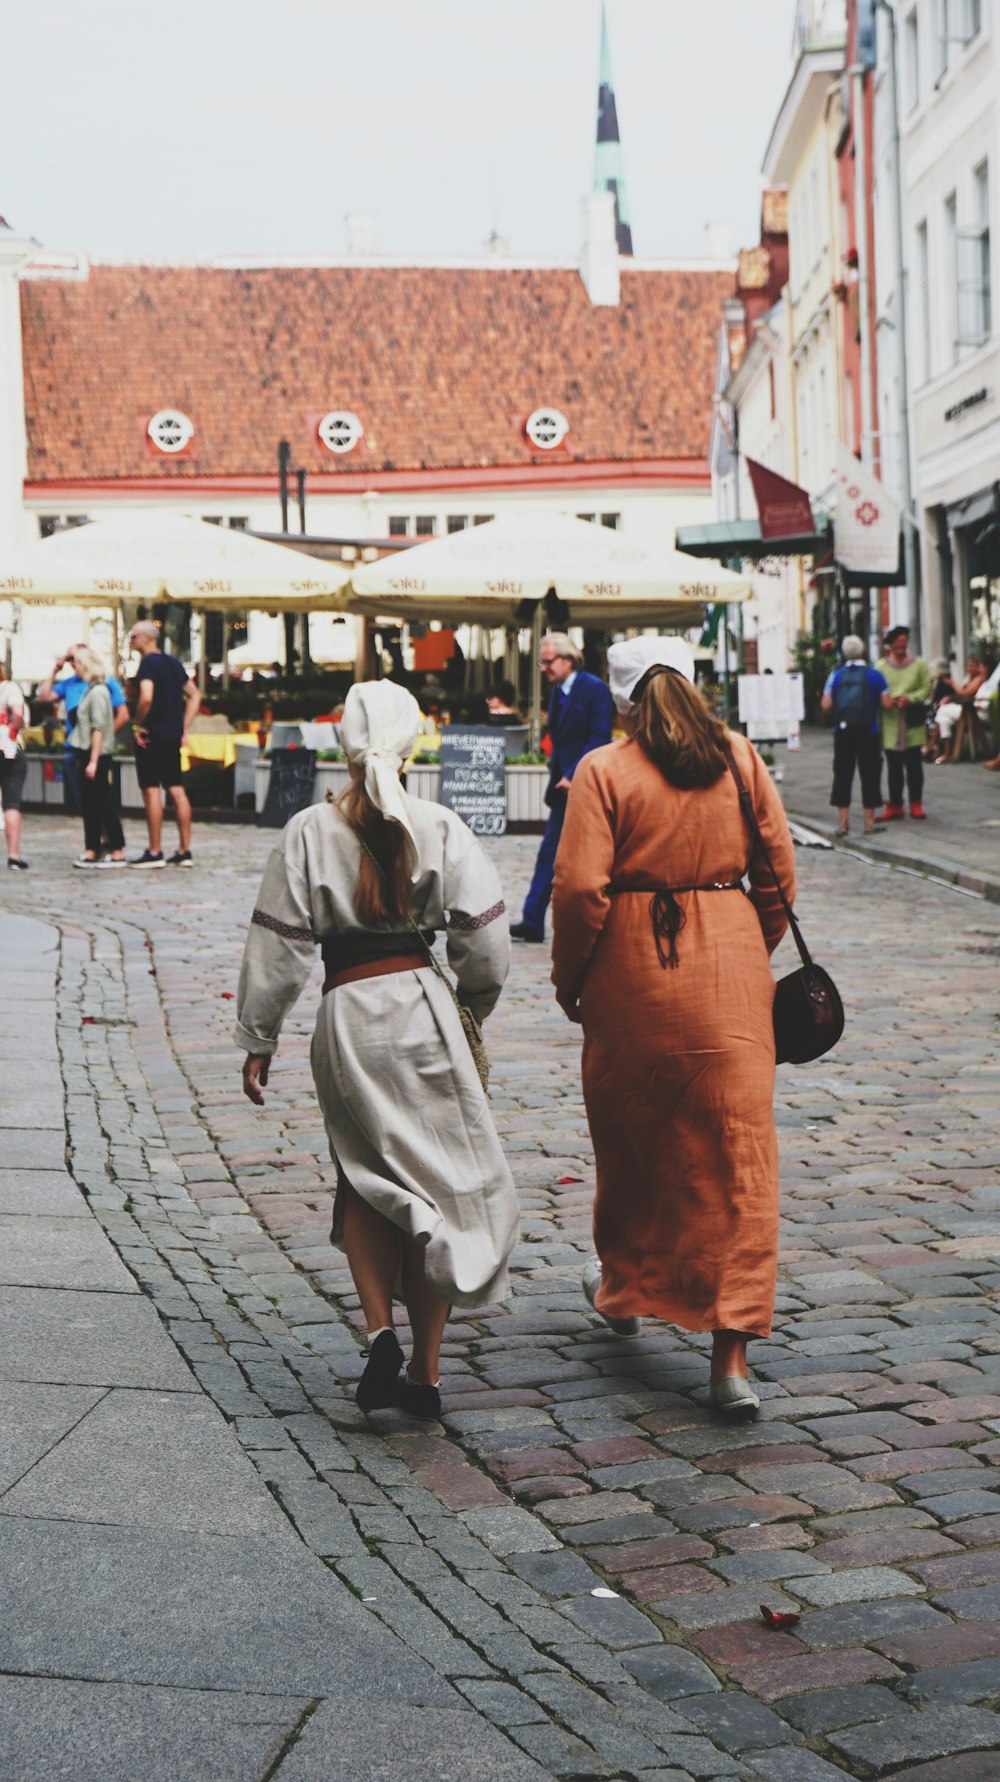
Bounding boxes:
821 635 888 837
128 621 201 869
510 632 615 943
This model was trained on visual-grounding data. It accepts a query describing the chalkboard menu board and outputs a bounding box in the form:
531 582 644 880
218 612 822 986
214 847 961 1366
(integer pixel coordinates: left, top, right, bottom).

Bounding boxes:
258 748 318 829
438 729 507 836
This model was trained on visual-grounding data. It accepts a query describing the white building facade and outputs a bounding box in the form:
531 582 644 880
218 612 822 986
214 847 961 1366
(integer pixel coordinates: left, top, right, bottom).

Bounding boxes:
884 0 1000 661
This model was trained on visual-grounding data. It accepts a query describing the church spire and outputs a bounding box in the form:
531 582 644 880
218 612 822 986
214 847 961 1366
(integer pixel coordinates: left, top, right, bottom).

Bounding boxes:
594 2 633 256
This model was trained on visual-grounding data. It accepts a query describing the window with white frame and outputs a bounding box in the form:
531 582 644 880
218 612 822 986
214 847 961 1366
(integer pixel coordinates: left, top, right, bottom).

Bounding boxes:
934 0 950 81
958 161 992 347
415 516 436 536
944 191 959 360
904 8 920 110
916 220 932 381
962 0 982 42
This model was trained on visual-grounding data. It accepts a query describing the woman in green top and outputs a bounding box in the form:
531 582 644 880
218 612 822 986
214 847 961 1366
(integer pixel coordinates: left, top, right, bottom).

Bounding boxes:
69 647 127 868
877 626 932 820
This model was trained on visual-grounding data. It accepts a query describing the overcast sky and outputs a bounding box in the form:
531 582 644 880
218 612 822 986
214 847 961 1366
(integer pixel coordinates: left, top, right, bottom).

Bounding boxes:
3 0 799 264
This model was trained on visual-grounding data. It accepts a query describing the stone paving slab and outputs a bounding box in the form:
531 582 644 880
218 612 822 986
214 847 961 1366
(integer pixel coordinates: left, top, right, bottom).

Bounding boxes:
0 1388 293 1538
0 1214 138 1291
0 1286 197 1390
0 1064 65 1129
0 1168 90 1217
271 1701 546 1780
0 1128 67 1170
0 1676 310 1782
0 1380 106 1492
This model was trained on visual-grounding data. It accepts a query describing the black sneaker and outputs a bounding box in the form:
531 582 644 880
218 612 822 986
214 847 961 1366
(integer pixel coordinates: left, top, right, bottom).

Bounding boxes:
166 850 193 868
509 921 545 943
6 857 29 871
356 1329 405 1412
128 850 165 870
394 1377 443 1421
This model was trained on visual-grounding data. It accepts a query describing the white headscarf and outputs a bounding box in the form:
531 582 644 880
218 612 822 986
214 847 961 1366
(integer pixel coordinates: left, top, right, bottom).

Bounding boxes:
339 680 422 879
607 636 696 714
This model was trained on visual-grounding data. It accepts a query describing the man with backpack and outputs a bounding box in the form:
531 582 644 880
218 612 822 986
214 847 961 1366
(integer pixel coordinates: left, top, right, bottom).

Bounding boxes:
821 635 889 838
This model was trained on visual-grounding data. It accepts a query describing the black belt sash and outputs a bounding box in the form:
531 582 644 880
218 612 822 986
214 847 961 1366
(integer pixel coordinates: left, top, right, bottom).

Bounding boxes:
319 932 428 976
608 880 746 970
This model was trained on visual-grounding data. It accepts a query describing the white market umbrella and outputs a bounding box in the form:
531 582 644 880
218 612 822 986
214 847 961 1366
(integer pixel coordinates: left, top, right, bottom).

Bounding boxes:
0 512 350 612
345 510 751 626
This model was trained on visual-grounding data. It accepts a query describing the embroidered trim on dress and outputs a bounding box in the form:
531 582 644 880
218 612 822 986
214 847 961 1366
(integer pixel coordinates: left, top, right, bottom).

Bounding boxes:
252 907 314 944
447 898 506 932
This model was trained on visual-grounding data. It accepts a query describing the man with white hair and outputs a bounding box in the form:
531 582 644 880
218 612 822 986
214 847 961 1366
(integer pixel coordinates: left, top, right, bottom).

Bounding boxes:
821 635 888 838
510 632 615 943
127 621 201 868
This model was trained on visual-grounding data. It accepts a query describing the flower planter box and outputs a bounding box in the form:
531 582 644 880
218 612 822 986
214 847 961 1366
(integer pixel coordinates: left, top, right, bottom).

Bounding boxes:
253 758 550 827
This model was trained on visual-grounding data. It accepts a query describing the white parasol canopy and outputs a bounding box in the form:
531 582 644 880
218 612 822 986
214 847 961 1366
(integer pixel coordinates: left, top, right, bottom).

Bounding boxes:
345 510 751 625
0 512 350 611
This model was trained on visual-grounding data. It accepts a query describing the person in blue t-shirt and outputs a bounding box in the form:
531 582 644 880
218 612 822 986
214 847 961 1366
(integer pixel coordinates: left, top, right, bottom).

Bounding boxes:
821 635 889 838
36 643 129 814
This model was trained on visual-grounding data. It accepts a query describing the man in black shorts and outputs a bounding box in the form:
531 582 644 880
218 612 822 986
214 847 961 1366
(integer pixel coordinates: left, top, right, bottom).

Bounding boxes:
128 621 201 868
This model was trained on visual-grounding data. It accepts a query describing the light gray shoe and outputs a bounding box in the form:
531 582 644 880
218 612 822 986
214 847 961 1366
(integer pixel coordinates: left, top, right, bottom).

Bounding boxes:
582 1257 640 1337
709 1375 760 1418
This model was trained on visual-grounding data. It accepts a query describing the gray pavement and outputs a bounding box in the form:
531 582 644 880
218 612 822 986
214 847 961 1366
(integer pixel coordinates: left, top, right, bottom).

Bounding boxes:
777 726 1000 900
1 803 1000 1781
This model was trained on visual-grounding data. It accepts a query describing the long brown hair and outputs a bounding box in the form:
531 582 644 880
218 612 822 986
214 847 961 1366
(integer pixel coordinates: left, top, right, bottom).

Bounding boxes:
632 668 729 788
338 777 411 924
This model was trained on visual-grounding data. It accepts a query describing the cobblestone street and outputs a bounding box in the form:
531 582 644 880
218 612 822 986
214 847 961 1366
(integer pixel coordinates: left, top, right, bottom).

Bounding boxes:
3 811 1000 1781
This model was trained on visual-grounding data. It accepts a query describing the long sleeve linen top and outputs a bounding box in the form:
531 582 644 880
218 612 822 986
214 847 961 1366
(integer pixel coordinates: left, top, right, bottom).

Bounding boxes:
235 795 509 1056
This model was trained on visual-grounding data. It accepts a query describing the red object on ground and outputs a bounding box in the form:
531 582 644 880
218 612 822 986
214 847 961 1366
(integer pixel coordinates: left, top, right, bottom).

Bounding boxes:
760 1606 801 1629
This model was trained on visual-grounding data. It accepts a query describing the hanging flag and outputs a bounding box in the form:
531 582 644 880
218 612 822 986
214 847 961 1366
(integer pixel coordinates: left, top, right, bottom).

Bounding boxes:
833 448 901 575
746 459 815 540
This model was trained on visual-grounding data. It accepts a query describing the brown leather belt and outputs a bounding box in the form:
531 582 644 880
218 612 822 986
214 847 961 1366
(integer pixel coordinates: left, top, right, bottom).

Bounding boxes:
322 954 428 995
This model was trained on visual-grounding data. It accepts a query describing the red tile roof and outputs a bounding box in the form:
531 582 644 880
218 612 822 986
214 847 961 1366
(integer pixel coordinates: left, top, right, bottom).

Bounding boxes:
21 263 731 484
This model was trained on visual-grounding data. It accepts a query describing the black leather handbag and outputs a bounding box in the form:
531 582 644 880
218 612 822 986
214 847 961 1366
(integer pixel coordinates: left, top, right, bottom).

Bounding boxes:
725 749 845 1066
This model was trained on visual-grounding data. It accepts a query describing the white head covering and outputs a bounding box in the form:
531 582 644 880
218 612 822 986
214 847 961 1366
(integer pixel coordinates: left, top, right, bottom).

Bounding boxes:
339 680 422 878
607 636 696 715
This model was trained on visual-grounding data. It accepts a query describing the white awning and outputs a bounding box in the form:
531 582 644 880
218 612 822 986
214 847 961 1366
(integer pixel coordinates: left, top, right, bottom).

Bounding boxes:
0 513 350 611
345 510 751 626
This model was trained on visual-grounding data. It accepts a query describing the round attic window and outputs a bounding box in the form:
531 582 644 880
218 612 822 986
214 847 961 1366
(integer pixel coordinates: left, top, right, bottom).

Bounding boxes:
148 409 194 454
526 407 569 450
318 410 363 454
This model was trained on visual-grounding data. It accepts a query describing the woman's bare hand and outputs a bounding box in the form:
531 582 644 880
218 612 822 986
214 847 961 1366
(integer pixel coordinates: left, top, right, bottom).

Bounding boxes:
556 991 582 1024
242 1053 271 1105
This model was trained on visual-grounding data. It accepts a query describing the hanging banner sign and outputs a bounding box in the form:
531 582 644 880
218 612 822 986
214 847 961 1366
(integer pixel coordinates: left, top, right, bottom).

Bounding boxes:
746 459 816 539
833 447 901 575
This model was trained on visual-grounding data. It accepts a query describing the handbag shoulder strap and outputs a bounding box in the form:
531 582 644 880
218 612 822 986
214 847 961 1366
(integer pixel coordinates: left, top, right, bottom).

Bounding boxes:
723 742 812 971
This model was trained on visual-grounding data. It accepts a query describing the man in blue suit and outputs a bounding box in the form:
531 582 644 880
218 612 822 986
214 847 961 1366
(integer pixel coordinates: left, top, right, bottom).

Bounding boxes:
511 632 615 943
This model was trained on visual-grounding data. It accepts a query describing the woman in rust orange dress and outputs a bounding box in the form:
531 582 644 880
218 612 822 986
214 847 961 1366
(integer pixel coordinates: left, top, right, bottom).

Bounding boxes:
551 637 796 1417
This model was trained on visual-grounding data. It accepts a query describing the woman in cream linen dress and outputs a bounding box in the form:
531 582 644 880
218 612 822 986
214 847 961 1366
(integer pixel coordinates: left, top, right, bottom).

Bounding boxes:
551 638 795 1414
236 682 518 1416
